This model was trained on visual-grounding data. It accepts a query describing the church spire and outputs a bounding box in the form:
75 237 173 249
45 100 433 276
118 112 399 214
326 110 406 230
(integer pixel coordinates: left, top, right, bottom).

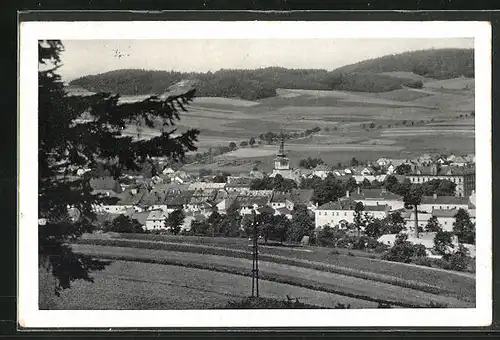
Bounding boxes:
278 129 285 156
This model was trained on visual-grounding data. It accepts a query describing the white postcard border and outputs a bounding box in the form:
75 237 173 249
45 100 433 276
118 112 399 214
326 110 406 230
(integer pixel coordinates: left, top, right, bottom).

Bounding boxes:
18 20 492 328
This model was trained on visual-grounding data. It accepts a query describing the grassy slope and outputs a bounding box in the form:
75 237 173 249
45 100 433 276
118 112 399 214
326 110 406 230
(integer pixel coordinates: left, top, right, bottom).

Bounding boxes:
70 243 472 308
76 233 475 304
41 261 379 309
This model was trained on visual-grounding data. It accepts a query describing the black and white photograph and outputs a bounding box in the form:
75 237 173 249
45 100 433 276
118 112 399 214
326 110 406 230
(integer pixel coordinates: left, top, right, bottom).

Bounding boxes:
18 21 491 328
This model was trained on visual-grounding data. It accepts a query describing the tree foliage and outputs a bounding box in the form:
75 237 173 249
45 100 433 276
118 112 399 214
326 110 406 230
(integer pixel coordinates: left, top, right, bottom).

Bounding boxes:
103 215 144 234
453 208 475 244
166 209 185 235
298 157 324 169
382 234 427 263
286 204 315 242
38 40 199 295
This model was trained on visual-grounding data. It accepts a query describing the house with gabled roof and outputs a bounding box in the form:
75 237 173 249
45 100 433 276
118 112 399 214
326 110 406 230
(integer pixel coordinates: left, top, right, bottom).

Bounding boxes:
275 207 293 220
407 164 475 197
314 198 389 229
343 188 404 211
145 209 168 231
237 196 269 215
431 209 458 232
312 163 333 179
420 194 470 213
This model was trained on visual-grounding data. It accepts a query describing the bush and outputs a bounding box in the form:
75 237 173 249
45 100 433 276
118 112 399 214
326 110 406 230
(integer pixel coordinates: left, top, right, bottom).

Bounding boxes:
225 296 323 309
411 257 434 268
382 234 426 263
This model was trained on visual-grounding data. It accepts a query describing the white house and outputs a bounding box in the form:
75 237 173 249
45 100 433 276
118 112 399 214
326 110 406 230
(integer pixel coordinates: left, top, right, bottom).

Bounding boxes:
420 194 470 213
145 209 168 231
315 199 389 229
312 164 333 179
162 167 175 175
376 158 390 167
431 209 457 232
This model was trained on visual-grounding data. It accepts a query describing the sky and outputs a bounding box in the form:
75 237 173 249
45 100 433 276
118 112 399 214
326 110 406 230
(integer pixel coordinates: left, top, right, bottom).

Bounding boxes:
58 38 473 82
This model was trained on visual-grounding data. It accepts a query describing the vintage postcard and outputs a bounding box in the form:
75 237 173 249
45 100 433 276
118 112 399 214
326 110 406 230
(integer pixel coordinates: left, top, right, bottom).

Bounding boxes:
18 20 491 328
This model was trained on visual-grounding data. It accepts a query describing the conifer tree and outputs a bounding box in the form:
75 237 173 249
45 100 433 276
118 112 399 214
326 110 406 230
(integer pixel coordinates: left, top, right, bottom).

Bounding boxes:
38 40 199 295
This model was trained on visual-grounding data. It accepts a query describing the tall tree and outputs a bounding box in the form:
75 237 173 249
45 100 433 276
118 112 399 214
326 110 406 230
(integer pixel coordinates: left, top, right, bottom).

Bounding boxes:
425 216 442 233
286 204 314 243
453 209 475 244
404 186 423 238
38 40 199 296
353 202 365 237
166 209 185 235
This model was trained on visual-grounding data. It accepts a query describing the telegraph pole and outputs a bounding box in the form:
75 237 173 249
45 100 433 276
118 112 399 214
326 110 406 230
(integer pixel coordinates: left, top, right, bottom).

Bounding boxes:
251 209 259 297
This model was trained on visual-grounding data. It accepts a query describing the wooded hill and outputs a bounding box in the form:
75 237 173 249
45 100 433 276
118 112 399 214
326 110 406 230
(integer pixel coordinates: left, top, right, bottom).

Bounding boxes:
70 48 474 100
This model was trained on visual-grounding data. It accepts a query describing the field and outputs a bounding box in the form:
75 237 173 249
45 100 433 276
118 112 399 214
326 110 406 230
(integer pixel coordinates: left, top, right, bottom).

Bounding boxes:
115 74 474 174
40 260 377 310
75 233 476 305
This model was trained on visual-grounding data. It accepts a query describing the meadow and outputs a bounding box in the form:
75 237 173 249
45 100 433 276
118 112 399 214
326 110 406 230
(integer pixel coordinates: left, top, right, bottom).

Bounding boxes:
76 233 476 305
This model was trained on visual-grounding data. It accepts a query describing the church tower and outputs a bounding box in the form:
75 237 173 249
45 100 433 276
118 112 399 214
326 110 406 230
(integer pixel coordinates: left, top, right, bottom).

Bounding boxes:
274 130 290 170
271 130 294 180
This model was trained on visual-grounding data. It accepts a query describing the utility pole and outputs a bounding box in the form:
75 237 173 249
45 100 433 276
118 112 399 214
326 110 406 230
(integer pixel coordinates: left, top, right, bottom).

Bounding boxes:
251 209 259 297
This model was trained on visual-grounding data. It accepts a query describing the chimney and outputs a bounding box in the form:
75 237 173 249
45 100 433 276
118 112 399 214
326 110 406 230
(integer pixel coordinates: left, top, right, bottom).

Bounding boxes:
433 193 437 200
346 190 350 198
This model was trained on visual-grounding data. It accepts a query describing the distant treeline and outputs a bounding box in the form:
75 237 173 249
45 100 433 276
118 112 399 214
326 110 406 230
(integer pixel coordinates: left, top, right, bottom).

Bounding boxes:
70 48 474 100
335 48 474 79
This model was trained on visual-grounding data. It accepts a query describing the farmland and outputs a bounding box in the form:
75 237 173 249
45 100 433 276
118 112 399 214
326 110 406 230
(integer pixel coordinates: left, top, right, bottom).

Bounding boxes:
170 77 474 173
40 260 378 310
72 69 475 175
73 233 476 305
56 242 473 309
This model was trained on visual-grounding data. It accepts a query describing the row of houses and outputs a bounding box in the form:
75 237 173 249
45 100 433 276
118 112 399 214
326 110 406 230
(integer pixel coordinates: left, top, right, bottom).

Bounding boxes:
314 188 475 233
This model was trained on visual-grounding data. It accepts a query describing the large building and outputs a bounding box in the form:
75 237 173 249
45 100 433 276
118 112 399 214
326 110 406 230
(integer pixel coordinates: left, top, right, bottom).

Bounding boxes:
342 188 404 211
315 198 389 229
406 164 475 197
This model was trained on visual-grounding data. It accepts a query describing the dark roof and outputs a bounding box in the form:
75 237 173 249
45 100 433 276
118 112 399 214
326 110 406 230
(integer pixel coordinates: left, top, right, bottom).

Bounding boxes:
131 211 150 225
164 191 193 206
348 189 402 201
364 204 389 212
257 206 275 214
421 195 469 205
90 177 122 193
318 199 357 211
270 192 291 203
290 189 314 204
432 209 458 217
236 196 268 207
277 207 293 215
410 165 475 176
117 189 146 205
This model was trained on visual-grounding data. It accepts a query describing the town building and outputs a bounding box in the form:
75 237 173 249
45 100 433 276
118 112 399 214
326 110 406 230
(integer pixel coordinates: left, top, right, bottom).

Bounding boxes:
420 194 470 213
341 188 404 211
407 164 475 197
314 198 389 229
145 209 168 231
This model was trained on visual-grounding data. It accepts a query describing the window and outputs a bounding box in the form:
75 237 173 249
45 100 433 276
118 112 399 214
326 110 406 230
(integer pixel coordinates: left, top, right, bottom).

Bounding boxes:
440 206 442 209
336 212 339 216
344 212 347 216
444 221 447 225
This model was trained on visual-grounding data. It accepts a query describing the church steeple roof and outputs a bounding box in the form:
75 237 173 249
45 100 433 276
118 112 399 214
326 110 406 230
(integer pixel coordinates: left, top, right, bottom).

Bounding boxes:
278 129 286 157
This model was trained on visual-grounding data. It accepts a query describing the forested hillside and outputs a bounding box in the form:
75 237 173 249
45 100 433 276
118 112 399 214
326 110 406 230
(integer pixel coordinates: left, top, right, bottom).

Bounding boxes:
334 48 474 79
69 48 474 100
